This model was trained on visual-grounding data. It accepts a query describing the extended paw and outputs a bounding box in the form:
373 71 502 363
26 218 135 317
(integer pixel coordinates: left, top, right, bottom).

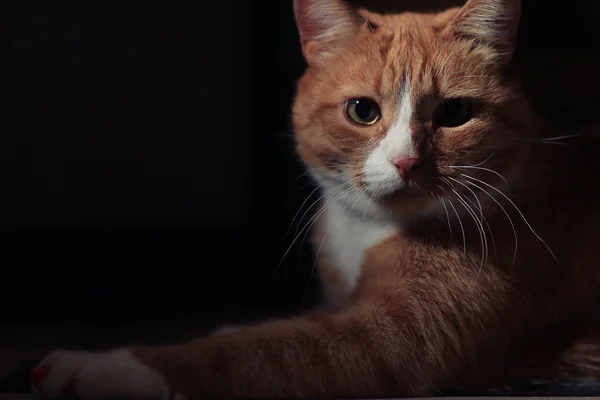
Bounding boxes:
31 349 179 400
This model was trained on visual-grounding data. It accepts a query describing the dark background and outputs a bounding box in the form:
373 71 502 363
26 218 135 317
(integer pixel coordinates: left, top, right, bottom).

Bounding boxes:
2 0 600 393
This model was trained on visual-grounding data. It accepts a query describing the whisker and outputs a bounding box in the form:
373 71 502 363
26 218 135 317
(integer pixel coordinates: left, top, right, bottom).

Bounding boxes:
348 189 366 217
292 169 314 183
436 194 453 236
464 179 519 266
291 179 348 239
469 153 497 168
447 165 509 187
297 186 351 245
442 178 487 271
462 174 558 262
539 134 582 141
446 196 466 258
513 138 573 146
302 187 366 305
363 193 374 223
303 227 328 307
274 185 354 279
465 193 497 265
474 199 497 265
299 187 361 260
447 177 482 217
448 176 496 261
456 191 487 273
447 176 497 266
291 167 334 183
346 191 364 218
285 174 347 239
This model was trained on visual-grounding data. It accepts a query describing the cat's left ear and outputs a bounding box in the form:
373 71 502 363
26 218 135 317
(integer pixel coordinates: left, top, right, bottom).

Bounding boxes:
452 0 522 66
293 0 361 64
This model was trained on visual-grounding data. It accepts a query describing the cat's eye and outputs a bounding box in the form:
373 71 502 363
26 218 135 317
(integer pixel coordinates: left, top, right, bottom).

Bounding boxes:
345 98 381 126
433 98 473 128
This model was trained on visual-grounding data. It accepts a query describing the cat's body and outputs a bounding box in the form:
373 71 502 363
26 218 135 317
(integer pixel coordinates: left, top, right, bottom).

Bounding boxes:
313 135 600 387
30 1 600 399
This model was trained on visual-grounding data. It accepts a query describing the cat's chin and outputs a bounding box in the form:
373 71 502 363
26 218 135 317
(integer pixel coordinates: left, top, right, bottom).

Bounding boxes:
374 187 432 212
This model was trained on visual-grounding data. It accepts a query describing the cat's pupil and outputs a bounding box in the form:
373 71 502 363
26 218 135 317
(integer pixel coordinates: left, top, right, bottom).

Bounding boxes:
355 100 374 120
433 98 473 128
446 100 463 115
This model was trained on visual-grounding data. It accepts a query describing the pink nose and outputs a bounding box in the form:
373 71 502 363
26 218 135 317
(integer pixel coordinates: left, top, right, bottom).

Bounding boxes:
391 157 419 180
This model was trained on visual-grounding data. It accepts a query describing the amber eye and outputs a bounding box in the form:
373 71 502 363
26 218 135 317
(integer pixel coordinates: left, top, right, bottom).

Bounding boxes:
433 98 473 128
345 98 381 126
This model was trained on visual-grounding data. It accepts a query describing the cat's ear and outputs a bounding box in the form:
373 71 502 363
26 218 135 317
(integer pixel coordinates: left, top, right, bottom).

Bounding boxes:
452 0 521 66
293 0 361 64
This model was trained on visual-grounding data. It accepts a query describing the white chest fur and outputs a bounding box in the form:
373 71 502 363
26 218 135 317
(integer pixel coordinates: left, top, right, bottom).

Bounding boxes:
319 193 398 294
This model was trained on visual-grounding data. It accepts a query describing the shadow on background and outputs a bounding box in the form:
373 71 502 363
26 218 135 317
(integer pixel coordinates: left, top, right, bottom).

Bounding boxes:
1 0 600 392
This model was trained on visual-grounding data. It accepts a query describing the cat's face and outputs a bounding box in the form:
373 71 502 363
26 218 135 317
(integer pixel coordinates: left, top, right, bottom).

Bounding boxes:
292 0 532 216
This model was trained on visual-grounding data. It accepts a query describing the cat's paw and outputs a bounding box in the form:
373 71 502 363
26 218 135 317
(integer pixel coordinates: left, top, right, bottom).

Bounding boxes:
30 349 182 400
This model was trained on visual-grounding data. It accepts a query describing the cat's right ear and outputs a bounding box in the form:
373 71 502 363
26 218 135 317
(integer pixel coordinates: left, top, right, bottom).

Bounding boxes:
451 0 521 66
293 0 360 64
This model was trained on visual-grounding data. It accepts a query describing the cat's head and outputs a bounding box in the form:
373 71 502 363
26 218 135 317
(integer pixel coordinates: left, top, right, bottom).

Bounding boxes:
292 0 536 218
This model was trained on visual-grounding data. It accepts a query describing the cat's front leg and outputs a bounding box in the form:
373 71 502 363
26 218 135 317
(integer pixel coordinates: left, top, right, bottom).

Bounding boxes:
30 252 532 400
31 324 253 399
30 278 530 400
31 305 416 399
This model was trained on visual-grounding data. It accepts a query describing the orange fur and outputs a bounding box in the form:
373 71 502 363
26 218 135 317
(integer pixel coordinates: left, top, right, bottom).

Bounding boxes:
31 0 600 398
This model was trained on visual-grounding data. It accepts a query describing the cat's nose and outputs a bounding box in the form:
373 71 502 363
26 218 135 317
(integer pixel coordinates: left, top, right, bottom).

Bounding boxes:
391 157 419 181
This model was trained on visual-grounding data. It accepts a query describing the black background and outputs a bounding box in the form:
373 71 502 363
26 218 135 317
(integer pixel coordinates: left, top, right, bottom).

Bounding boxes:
2 0 600 393
2 0 314 319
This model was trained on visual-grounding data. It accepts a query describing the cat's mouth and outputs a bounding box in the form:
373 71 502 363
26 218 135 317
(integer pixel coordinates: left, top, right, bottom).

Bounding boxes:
364 180 426 203
361 171 449 209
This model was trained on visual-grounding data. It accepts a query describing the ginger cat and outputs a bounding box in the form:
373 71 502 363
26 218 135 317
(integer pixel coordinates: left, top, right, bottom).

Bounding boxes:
30 0 600 398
